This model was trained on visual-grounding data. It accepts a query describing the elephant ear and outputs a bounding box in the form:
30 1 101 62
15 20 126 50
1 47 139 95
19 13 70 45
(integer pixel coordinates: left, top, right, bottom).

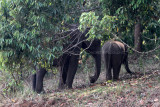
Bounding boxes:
114 41 125 52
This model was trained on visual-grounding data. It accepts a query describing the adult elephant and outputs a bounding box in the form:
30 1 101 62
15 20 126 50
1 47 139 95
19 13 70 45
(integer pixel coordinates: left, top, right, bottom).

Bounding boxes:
102 40 134 81
32 26 101 93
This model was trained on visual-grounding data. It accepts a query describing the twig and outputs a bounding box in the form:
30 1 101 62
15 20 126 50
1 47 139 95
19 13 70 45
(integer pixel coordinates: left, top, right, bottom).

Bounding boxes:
143 36 160 41
111 33 160 54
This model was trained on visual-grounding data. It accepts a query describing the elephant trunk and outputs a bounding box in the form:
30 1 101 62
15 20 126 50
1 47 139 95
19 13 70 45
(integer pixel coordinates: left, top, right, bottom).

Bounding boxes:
89 54 101 83
53 58 60 67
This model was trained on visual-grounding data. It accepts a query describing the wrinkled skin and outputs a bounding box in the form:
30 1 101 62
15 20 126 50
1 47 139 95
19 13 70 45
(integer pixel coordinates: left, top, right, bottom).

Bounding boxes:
32 27 101 93
102 41 134 81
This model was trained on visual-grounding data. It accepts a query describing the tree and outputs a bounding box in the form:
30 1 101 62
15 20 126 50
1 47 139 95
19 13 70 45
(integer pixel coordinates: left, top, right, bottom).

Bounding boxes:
0 0 89 70
100 0 160 51
0 0 160 77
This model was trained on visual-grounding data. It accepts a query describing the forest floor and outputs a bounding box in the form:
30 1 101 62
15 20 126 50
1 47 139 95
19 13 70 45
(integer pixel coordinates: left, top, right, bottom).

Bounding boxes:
0 55 160 107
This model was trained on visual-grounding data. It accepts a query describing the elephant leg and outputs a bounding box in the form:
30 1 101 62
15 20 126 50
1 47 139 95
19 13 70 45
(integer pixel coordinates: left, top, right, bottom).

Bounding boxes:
35 68 47 93
111 54 123 80
58 66 64 89
62 65 68 84
32 73 36 91
66 55 79 89
106 65 112 81
113 64 121 80
58 57 70 89
103 52 112 81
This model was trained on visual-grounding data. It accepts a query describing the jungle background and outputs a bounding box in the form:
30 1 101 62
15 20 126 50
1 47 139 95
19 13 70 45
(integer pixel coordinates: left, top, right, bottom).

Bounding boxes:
0 0 160 106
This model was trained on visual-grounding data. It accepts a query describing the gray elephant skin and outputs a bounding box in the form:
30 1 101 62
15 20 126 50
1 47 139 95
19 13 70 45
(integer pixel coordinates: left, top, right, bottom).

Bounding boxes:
102 40 134 81
32 27 101 93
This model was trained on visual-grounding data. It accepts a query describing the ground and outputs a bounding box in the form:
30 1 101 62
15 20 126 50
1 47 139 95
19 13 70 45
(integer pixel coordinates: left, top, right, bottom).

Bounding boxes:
0 55 160 107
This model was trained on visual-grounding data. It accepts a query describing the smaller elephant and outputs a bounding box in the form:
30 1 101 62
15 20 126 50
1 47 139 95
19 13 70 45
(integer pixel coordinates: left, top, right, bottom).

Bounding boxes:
102 40 134 81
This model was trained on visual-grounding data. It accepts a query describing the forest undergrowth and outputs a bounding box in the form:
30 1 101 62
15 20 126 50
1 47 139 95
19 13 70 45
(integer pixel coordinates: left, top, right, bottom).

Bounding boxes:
0 55 160 107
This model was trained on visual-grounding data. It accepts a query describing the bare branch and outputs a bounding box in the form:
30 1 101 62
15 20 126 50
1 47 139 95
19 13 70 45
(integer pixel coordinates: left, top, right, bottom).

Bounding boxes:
111 32 160 54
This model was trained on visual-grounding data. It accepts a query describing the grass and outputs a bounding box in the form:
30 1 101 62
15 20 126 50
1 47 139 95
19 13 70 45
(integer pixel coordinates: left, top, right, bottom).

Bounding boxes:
0 55 160 107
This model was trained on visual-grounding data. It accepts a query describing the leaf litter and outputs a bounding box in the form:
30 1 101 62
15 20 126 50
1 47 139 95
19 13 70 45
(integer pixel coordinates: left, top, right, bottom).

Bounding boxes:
0 70 159 107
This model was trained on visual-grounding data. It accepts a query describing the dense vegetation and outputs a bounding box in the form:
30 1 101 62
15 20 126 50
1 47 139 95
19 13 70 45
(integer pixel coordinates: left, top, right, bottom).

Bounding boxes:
0 0 160 104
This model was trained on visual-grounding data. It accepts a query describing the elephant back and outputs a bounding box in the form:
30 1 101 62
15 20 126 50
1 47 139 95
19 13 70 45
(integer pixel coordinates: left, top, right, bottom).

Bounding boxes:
113 41 125 52
102 40 125 54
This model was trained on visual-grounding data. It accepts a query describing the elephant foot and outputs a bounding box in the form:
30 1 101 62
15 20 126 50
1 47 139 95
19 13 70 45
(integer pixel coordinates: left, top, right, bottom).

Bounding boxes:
58 84 66 90
35 89 45 94
35 88 43 94
58 85 72 91
113 78 119 81
36 88 45 94
89 76 96 83
67 85 73 89
58 83 73 90
106 76 112 81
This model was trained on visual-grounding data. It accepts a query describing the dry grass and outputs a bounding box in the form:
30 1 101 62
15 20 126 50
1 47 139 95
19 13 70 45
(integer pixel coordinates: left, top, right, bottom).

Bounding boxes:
0 55 160 107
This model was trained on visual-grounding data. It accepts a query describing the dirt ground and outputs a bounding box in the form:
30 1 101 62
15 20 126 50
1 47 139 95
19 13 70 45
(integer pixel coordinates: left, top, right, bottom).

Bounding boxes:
0 55 160 107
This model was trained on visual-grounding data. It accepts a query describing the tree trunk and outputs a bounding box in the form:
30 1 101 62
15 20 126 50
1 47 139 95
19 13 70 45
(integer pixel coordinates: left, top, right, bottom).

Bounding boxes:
134 22 142 52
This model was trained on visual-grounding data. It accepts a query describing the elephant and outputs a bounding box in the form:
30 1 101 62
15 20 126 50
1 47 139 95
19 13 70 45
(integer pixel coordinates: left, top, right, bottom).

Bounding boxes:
32 26 101 93
102 40 134 81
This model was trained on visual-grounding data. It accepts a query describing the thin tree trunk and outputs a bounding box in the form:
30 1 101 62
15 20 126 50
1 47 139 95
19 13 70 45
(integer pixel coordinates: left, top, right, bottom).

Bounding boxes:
134 22 142 52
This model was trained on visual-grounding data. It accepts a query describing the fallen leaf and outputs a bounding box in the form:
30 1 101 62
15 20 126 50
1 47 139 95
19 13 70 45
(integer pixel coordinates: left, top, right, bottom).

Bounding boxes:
154 98 158 102
148 84 152 88
106 80 113 83
11 99 16 103
60 103 64 106
101 82 107 86
140 99 144 105
130 81 138 86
